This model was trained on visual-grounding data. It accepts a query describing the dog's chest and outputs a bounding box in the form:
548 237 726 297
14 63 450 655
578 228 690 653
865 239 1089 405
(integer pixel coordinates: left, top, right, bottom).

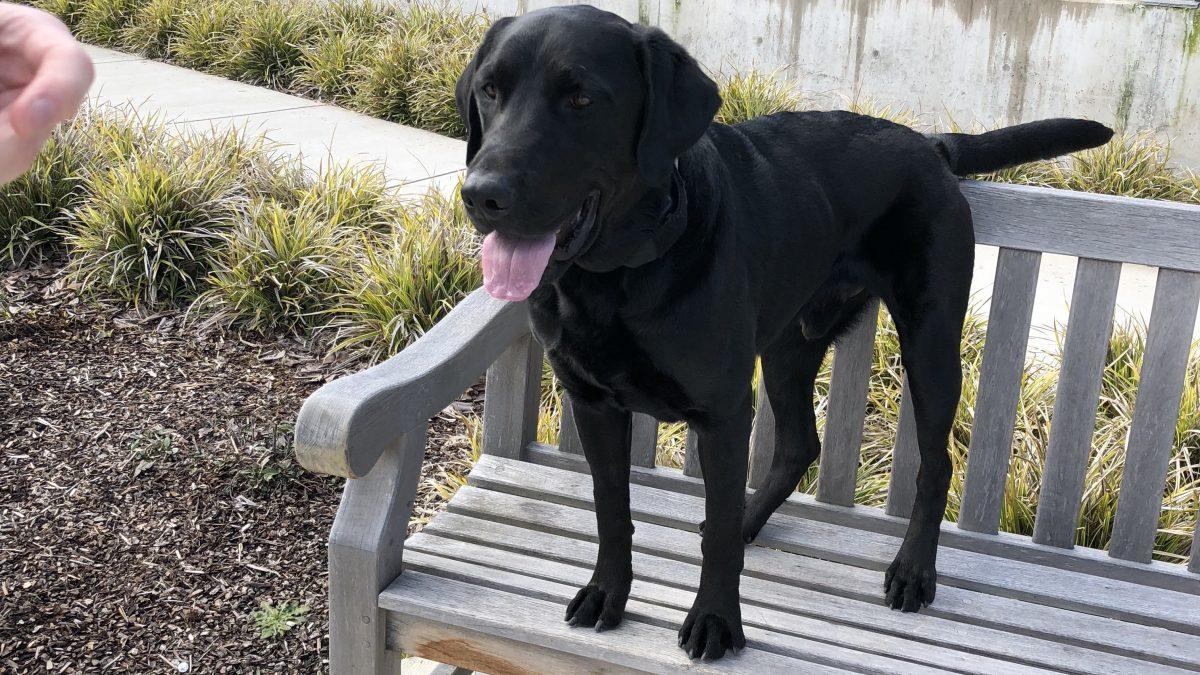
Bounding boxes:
528 286 694 420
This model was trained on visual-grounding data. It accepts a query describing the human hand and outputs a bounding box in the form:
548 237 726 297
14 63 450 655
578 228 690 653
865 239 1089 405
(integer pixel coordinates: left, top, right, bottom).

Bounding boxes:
0 3 94 184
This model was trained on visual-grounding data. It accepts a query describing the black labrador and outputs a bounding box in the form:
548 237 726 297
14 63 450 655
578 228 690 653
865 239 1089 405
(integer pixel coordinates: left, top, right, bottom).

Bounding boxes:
455 5 1112 660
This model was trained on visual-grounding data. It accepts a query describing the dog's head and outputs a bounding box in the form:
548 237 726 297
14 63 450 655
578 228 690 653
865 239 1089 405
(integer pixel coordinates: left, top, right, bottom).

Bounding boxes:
455 6 720 301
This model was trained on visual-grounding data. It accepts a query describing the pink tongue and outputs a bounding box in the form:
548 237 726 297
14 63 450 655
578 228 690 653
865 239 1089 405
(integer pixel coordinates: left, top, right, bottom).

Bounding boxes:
481 231 558 301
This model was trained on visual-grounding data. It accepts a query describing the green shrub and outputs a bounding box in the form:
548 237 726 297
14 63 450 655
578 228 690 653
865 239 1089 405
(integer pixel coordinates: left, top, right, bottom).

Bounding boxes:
715 70 803 125
224 0 317 89
122 0 189 58
294 30 375 102
299 162 395 232
348 28 428 122
170 0 241 70
65 148 241 305
325 187 480 363
30 0 86 28
75 0 138 47
193 199 340 333
0 127 90 264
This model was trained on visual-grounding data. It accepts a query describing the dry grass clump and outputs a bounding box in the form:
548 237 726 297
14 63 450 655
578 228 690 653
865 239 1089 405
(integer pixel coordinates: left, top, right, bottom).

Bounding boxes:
714 70 804 125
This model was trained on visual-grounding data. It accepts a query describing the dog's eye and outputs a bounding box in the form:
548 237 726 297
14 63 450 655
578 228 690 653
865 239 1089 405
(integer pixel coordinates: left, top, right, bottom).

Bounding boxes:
568 93 593 109
482 83 498 99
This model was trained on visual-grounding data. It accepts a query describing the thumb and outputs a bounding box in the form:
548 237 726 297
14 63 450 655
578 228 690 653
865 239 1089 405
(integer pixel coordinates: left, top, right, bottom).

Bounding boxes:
10 35 95 138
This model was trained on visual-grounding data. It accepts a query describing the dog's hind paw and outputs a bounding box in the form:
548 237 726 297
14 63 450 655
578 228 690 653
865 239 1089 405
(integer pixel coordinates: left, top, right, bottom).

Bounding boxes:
884 553 937 612
565 581 629 632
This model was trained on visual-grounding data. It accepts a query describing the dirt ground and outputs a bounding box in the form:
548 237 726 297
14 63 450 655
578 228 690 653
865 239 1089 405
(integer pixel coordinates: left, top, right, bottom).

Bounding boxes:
0 263 478 673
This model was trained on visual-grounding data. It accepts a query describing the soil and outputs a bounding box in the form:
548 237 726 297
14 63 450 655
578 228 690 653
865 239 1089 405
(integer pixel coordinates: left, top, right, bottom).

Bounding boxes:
0 262 478 673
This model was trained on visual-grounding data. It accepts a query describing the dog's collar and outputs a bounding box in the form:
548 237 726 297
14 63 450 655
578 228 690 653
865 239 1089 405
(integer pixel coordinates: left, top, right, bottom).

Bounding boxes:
621 166 688 269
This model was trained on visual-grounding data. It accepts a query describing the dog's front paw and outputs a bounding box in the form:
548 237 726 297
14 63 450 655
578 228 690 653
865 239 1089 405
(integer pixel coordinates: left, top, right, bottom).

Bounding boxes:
678 599 746 660
565 578 631 632
884 550 937 612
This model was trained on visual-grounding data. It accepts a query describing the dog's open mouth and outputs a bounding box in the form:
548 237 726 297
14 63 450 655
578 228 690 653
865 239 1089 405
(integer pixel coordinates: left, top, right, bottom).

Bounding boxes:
482 191 600 302
552 190 600 262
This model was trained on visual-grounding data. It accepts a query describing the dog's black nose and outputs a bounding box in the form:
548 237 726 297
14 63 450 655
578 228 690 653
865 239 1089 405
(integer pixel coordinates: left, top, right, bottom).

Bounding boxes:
461 173 514 217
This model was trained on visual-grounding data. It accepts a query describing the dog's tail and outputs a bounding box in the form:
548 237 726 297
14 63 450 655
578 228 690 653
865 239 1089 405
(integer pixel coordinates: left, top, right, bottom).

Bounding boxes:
927 119 1114 176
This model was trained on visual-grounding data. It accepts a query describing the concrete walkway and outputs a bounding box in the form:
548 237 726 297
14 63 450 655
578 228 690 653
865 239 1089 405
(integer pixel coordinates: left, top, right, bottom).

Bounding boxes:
86 46 465 195
84 45 1194 347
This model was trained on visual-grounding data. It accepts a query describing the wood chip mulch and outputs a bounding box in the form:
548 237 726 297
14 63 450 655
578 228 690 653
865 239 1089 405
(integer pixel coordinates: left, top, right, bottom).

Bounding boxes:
0 263 479 673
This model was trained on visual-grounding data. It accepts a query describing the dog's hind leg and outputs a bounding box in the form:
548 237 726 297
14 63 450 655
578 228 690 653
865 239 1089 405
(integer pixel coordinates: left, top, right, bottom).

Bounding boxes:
876 198 973 612
741 294 871 543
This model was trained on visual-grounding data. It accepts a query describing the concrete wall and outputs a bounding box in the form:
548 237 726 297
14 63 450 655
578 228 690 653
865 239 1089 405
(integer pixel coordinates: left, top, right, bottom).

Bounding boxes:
441 0 1200 167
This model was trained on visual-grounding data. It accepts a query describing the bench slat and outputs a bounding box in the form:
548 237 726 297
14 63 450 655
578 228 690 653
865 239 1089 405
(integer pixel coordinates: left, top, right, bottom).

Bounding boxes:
885 376 921 518
447 482 1200 671
468 456 1200 635
747 382 775 489
818 299 880 506
1192 518 1200 574
959 247 1042 534
1033 258 1122 549
963 181 1200 273
1110 268 1200 563
682 428 702 478
407 531 1051 674
557 394 584 456
482 334 543 459
384 569 830 674
630 413 658 468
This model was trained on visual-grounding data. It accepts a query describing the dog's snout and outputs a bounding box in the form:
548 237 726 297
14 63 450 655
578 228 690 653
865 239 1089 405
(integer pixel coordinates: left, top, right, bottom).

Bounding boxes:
461 173 515 217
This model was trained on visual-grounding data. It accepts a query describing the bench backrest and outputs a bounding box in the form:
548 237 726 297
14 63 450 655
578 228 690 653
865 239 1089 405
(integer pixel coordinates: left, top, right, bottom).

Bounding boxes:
481 180 1200 574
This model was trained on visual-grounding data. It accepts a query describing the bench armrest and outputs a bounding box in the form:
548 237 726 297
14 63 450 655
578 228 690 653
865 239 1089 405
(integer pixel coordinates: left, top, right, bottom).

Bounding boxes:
295 288 530 478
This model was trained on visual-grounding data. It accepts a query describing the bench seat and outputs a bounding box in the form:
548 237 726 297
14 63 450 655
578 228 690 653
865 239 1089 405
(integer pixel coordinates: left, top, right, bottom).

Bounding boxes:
296 182 1200 673
385 454 1200 674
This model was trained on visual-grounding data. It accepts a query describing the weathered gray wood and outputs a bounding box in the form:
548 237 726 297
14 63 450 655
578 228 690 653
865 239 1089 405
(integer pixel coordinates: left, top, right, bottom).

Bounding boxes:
818 299 880 506
295 289 528 477
328 427 426 675
383 569 845 674
406 533 1052 675
523 443 1200 593
885 376 921 518
1110 268 1200 563
446 485 1200 670
962 181 1200 273
399 552 947 674
959 248 1042 534
468 456 1200 635
419 515 1196 674
681 428 702 478
629 413 658 468
747 381 775 489
482 333 543 460
556 394 584 456
1191 520 1200 574
427 665 471 675
1033 258 1121 549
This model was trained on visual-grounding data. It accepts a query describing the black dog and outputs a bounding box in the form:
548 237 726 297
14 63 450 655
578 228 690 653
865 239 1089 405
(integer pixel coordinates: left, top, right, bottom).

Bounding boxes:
455 5 1112 660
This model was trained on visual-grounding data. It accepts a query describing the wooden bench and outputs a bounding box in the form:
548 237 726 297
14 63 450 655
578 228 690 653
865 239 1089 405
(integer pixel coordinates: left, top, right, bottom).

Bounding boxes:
295 180 1200 674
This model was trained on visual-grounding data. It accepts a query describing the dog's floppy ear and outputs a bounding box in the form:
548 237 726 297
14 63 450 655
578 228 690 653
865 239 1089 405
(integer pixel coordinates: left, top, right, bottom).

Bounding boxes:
634 26 721 183
456 17 513 164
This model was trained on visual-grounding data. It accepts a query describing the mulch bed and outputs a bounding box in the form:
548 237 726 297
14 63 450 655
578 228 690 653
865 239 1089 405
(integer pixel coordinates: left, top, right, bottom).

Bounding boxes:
0 263 478 673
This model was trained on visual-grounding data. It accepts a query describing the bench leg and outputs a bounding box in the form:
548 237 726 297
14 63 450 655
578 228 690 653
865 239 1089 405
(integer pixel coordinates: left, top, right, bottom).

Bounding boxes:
328 428 427 674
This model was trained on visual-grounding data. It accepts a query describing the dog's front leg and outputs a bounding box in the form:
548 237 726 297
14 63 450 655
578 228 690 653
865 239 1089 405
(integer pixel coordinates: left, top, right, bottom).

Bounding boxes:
565 396 633 632
682 397 752 660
